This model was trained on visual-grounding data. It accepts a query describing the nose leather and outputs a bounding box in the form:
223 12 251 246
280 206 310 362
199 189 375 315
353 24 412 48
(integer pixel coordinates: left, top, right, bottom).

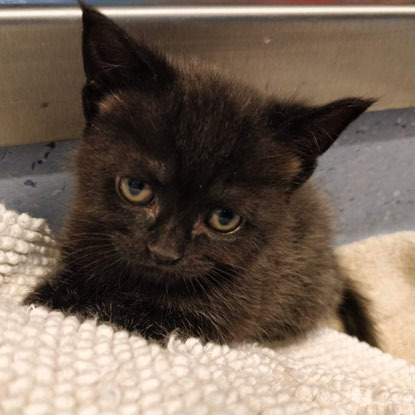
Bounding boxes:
147 241 183 265
148 216 188 265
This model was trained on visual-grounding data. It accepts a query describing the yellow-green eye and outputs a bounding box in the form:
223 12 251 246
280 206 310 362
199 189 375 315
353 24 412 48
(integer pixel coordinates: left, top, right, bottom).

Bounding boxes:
117 177 154 205
207 208 242 233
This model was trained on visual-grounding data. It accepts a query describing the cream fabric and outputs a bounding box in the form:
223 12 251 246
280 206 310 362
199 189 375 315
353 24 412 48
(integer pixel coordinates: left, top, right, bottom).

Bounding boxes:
0 204 414 415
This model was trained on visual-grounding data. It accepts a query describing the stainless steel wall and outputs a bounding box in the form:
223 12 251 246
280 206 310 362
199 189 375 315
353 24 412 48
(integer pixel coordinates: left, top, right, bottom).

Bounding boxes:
1 5 415 146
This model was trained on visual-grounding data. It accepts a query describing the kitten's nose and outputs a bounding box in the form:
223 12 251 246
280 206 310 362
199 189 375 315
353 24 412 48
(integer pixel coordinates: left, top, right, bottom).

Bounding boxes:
147 241 183 265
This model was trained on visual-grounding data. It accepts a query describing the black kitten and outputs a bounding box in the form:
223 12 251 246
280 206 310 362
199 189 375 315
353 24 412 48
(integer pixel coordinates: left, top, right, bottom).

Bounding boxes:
24 5 378 347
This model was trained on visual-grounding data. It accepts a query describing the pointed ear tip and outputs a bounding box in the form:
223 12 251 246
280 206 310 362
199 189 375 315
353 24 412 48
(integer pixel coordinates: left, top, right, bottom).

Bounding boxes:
332 97 376 114
78 1 89 12
357 97 377 110
79 2 104 21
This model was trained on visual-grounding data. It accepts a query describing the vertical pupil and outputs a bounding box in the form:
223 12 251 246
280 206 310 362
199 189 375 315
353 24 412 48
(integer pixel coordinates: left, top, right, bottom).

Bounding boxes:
218 209 234 226
128 179 144 195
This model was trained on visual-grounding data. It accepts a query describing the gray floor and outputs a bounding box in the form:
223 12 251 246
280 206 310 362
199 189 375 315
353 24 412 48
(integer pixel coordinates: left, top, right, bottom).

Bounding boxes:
0 107 414 245
316 107 415 244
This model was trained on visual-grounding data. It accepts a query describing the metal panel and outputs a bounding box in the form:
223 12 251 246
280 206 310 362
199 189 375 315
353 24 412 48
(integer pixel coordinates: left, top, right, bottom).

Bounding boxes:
1 5 415 146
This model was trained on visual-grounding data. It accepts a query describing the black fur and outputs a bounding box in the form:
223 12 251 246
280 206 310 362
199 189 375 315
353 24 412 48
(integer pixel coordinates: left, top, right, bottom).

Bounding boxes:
24 5 378 347
338 281 378 347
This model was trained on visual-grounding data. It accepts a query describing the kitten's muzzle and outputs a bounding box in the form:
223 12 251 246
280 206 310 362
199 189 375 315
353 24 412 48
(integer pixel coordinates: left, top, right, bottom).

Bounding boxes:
147 241 183 265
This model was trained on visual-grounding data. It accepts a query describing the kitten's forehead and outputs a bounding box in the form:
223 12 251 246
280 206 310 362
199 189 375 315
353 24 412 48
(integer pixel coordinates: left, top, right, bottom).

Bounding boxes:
92 73 297 191
172 78 261 174
99 81 256 153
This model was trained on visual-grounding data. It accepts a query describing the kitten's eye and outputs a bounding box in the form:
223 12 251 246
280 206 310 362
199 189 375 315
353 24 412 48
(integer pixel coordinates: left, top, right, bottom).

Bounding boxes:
207 209 242 233
117 177 154 205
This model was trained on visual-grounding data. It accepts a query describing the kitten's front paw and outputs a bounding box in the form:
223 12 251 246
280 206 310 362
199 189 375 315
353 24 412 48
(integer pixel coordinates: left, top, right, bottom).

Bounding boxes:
23 280 74 311
23 281 55 307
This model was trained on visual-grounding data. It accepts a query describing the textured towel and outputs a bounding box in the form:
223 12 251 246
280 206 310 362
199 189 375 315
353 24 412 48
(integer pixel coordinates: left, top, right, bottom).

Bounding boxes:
0 204 414 415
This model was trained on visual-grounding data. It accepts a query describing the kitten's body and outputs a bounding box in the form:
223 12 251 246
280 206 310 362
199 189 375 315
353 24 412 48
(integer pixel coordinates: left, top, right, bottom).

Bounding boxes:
27 181 341 344
24 5 378 347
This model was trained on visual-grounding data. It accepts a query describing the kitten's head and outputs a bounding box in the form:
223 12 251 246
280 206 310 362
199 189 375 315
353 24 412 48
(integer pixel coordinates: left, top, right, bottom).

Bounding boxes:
72 6 372 286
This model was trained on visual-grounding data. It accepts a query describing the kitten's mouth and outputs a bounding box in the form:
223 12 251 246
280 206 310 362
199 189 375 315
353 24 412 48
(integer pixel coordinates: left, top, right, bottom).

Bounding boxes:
136 262 211 282
135 261 238 289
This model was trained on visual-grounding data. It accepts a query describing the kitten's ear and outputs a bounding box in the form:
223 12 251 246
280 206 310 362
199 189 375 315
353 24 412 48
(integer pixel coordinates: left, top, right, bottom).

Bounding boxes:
80 4 175 121
271 98 374 187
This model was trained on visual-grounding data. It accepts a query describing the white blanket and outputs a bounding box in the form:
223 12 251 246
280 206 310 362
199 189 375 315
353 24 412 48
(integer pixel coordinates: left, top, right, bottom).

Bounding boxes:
0 204 414 415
